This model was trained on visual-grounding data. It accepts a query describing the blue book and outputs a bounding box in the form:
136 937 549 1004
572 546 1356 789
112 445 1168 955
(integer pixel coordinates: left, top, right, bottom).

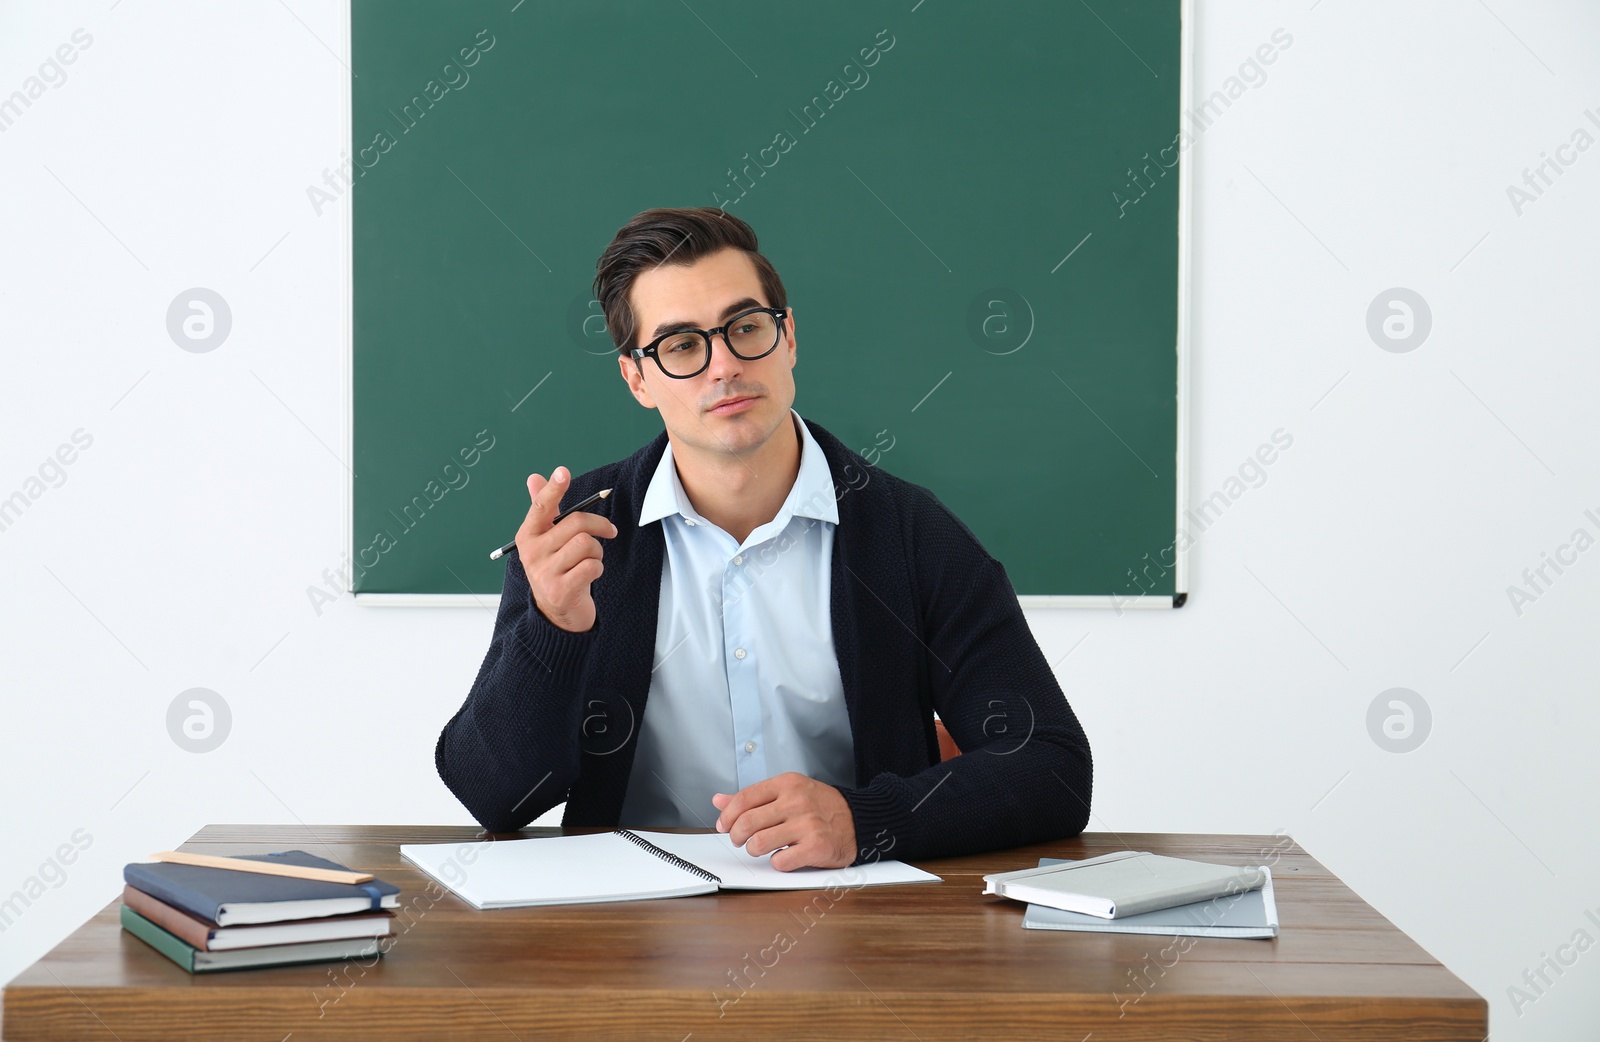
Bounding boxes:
123 850 399 926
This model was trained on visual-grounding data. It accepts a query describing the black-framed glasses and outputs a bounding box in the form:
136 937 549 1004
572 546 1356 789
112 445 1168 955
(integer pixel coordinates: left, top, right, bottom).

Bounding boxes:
630 306 788 379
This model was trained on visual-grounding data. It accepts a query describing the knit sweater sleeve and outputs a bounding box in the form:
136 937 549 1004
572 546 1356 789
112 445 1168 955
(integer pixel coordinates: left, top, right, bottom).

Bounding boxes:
433 550 597 832
837 496 1094 863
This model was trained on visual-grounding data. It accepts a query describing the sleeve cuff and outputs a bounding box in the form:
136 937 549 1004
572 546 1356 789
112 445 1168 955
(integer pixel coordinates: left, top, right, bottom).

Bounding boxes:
837 772 920 866
507 599 597 687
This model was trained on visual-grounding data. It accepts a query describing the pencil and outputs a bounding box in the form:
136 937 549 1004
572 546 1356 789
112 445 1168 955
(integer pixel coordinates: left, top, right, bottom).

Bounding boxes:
488 488 614 560
148 850 374 884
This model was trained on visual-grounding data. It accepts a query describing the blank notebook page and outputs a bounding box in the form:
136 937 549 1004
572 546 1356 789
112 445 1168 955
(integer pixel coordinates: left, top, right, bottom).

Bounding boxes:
399 833 712 909
632 831 941 889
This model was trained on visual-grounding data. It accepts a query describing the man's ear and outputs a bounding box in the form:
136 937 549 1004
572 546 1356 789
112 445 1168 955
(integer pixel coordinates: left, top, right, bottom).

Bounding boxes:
618 353 657 409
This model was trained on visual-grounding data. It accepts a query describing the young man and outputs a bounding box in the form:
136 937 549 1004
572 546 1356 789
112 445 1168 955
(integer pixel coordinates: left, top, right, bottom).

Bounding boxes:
436 207 1092 870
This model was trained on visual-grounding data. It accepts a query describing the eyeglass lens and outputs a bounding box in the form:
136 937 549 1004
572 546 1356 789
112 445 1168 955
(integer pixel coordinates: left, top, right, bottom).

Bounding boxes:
656 310 779 377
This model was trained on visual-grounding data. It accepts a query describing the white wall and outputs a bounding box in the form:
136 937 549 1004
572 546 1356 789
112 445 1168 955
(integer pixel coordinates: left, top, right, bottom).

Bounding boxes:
2 1 1596 1037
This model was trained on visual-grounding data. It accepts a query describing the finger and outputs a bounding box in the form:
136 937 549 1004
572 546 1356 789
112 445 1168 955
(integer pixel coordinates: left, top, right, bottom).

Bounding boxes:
727 802 788 850
529 466 570 527
546 531 604 576
518 474 550 539
767 837 818 872
745 822 803 862
716 778 779 833
551 511 619 542
554 556 604 590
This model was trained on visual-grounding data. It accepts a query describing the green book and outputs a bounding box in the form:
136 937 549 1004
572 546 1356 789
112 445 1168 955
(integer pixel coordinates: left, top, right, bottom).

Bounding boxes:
120 905 382 973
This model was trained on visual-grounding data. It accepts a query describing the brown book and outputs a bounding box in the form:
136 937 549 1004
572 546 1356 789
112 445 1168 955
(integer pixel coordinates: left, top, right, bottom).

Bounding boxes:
121 885 394 951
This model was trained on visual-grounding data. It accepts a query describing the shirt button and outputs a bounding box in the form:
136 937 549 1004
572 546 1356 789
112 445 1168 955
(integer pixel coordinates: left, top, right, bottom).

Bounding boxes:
732 554 743 565
684 518 697 526
734 647 747 659
744 740 756 753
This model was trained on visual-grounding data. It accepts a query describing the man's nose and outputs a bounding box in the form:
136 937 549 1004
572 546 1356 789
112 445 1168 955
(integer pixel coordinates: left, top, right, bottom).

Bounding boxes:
704 330 745 379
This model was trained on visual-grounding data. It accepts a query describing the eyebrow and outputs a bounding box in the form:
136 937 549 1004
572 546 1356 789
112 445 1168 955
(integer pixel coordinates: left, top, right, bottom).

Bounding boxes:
647 297 764 342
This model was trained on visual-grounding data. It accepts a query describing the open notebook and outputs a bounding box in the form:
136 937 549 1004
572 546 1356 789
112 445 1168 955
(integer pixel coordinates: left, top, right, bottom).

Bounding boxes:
400 830 941 909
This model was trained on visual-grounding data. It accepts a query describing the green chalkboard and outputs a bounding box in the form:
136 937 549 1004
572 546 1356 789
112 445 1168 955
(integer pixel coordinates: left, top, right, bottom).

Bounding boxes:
351 0 1184 600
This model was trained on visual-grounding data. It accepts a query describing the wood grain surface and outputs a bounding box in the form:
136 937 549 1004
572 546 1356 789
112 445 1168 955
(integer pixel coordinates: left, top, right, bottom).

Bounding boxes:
2 826 1487 1041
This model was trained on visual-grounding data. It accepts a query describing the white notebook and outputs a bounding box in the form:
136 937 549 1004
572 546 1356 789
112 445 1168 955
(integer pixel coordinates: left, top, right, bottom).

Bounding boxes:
1021 859 1278 937
400 830 941 909
983 850 1266 919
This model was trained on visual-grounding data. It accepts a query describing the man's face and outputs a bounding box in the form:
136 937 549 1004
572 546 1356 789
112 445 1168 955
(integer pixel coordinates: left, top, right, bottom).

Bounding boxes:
618 246 797 461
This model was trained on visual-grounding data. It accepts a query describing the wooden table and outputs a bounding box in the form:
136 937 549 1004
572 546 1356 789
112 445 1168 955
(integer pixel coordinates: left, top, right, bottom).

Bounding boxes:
2 825 1486 1041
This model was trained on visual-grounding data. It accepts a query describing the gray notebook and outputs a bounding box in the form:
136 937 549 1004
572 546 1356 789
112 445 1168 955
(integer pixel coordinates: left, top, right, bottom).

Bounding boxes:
983 849 1266 919
1021 858 1278 938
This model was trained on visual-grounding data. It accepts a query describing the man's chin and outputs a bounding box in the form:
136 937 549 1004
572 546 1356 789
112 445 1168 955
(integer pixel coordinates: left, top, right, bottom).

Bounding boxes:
684 405 776 453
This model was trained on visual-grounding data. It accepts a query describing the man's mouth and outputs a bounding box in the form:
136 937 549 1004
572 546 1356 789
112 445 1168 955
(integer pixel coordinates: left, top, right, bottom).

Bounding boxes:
708 395 757 414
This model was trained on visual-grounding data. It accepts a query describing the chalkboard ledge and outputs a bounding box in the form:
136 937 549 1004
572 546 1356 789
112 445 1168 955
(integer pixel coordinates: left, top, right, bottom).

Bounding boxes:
352 594 1185 610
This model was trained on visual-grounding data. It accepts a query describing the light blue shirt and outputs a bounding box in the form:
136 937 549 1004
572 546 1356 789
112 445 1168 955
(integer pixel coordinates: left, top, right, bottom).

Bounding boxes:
618 410 854 828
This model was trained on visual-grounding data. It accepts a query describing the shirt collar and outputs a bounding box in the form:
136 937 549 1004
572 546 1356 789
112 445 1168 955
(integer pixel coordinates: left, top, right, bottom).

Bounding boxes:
638 408 840 528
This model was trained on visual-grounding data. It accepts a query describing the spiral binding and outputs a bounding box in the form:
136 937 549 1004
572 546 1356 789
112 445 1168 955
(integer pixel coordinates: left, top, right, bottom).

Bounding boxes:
616 830 722 886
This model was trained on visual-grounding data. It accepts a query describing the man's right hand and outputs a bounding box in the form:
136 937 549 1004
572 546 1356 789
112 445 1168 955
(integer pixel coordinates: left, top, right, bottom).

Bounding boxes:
516 467 618 633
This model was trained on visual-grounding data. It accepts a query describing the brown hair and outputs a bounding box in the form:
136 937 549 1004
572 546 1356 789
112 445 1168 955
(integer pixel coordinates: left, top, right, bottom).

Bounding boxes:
593 207 788 356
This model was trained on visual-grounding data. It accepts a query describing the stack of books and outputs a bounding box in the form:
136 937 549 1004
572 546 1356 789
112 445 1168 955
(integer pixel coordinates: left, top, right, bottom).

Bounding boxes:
119 849 401 973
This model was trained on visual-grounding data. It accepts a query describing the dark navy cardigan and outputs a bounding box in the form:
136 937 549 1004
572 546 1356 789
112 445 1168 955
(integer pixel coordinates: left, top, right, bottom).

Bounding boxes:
435 418 1093 864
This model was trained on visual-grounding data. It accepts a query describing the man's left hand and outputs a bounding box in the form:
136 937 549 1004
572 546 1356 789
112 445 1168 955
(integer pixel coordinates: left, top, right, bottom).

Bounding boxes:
712 772 857 871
